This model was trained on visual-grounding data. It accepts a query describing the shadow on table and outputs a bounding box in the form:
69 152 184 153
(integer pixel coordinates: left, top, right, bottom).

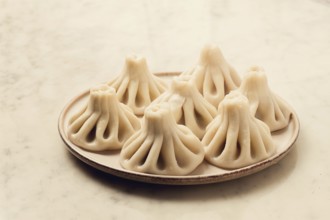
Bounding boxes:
66 142 299 201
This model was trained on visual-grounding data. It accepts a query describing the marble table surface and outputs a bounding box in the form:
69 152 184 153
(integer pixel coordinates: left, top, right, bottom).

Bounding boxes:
1 0 330 219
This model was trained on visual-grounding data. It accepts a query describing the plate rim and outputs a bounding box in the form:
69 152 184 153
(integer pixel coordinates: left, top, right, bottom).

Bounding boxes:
58 72 300 185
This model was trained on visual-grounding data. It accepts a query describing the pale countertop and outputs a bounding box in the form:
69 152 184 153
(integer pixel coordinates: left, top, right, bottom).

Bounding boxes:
1 0 330 219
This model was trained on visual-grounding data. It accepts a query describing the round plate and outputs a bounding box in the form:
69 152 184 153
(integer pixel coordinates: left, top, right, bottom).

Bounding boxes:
58 72 300 185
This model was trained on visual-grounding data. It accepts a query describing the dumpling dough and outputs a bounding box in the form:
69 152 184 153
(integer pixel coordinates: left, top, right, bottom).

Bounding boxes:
202 91 275 169
108 55 167 116
182 44 241 107
120 103 205 176
153 75 217 139
68 85 140 151
239 66 291 131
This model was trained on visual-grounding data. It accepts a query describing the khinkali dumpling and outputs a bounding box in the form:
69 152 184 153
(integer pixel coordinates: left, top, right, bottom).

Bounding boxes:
153 75 217 139
202 91 275 169
239 66 291 131
120 103 205 175
182 44 241 107
108 55 167 116
68 85 140 151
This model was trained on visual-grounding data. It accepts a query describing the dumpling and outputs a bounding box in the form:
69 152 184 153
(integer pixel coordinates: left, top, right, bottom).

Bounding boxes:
108 55 167 116
239 66 291 131
182 44 241 107
153 75 217 139
202 91 275 169
120 103 205 176
67 84 141 151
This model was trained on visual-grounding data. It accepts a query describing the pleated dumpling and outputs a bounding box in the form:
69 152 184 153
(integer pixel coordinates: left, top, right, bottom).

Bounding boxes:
153 75 217 139
67 85 140 151
108 55 167 116
239 66 291 131
202 91 275 169
120 103 205 175
182 44 241 107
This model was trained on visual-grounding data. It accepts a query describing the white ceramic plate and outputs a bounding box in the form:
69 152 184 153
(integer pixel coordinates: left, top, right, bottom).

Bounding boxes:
58 72 300 185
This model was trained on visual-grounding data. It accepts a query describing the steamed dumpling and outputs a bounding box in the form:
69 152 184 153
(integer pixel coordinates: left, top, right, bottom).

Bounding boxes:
108 55 167 116
153 75 217 139
68 85 140 151
182 44 241 107
239 66 291 131
120 103 205 175
202 91 275 169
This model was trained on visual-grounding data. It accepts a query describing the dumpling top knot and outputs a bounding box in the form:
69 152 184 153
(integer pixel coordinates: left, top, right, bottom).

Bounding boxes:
170 75 193 97
143 103 177 134
240 66 268 90
218 89 250 112
124 55 150 81
199 44 227 66
90 84 115 98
